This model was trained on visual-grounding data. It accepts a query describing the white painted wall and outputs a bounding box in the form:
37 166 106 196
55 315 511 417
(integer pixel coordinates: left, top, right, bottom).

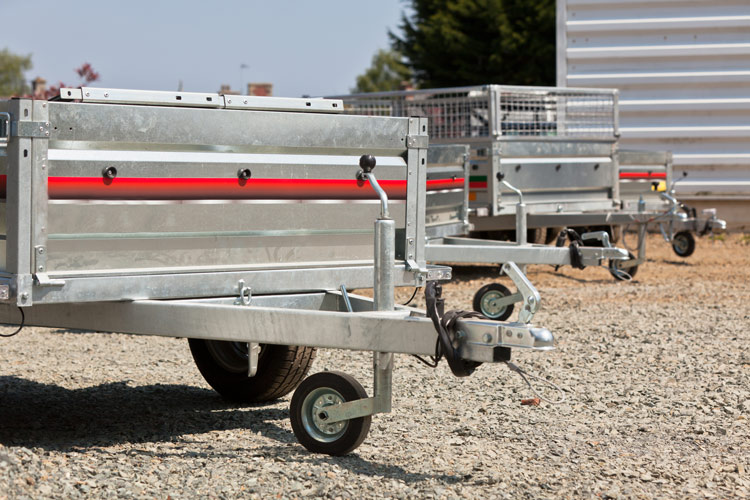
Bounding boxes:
557 0 750 227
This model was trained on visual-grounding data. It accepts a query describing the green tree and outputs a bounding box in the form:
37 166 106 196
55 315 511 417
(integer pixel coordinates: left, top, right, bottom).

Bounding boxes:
390 0 555 88
0 48 32 96
353 49 413 93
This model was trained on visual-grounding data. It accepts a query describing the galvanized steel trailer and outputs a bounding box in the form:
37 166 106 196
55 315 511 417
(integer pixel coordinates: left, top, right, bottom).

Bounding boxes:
0 88 562 455
425 144 627 319
333 85 725 279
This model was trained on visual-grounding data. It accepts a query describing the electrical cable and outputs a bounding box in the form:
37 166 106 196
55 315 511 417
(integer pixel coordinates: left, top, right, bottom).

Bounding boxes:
504 360 566 404
0 308 25 338
401 287 419 306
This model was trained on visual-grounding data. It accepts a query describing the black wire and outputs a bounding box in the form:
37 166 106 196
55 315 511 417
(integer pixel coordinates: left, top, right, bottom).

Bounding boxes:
401 287 419 306
412 338 443 368
0 307 25 338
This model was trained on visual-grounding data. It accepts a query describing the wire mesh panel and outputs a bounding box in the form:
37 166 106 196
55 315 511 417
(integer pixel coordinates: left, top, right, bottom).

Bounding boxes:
337 88 492 140
334 85 618 140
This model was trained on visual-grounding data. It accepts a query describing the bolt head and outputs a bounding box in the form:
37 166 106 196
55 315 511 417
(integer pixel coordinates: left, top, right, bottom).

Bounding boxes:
482 333 493 343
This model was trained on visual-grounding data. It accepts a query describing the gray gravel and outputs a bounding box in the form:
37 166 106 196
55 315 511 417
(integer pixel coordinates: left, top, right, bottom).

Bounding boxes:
1 234 748 499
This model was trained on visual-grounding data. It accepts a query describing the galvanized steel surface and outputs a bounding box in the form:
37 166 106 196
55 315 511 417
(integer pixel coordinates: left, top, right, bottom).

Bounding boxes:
0 92 431 304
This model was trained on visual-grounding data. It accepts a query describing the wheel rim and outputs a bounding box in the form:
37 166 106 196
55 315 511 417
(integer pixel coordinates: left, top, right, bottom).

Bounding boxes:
673 235 689 254
480 290 508 318
300 387 348 443
205 341 263 374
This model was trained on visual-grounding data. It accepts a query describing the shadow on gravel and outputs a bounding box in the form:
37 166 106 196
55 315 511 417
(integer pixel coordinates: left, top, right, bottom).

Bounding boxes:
0 376 293 450
661 260 693 267
312 453 463 484
534 269 617 285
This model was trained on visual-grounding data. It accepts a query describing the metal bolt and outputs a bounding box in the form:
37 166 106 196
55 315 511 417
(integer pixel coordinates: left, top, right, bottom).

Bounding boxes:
517 332 523 339
482 333 492 343
37 247 45 254
38 265 44 271
506 331 512 337
227 99 232 104
104 92 109 98
85 92 90 97
21 293 28 302
243 99 248 104
456 330 466 340
408 238 414 244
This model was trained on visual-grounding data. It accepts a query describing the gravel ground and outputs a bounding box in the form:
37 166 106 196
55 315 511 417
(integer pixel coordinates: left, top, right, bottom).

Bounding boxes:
1 233 748 499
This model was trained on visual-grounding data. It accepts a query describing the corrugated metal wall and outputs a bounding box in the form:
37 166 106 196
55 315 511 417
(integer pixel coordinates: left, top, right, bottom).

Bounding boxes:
557 0 750 228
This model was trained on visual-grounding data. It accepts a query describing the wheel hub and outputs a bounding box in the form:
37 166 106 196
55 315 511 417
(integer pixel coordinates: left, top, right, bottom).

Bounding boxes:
481 291 507 317
674 236 689 253
302 388 347 442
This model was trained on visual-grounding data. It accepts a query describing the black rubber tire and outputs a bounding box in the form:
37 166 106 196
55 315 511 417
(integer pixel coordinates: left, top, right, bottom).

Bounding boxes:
672 231 696 258
188 339 316 403
290 371 371 455
472 283 515 321
609 251 639 281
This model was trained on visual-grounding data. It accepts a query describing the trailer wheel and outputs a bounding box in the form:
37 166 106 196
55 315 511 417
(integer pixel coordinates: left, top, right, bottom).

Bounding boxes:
188 339 316 403
472 283 515 321
608 251 638 281
672 231 696 258
290 371 371 455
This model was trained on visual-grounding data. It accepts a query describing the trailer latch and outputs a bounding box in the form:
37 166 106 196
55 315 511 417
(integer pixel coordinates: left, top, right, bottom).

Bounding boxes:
34 273 65 287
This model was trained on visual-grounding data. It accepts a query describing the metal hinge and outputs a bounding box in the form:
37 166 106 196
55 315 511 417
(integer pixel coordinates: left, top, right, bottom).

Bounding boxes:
11 121 50 138
406 134 429 149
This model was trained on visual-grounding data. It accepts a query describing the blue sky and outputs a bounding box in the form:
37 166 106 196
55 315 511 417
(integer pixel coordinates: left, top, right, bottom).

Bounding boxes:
1 0 407 97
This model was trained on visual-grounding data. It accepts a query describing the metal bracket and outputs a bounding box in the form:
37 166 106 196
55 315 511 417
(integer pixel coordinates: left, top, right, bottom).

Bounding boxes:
34 246 47 273
406 134 429 149
248 343 261 377
11 121 50 138
33 273 65 288
501 262 541 324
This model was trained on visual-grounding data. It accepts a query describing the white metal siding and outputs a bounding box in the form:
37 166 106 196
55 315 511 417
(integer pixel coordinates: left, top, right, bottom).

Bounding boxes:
557 0 750 209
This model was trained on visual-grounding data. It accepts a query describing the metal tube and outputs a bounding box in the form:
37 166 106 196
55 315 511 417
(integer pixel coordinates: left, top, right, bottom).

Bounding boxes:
372 207 395 415
364 172 390 220
373 218 395 312
515 202 527 245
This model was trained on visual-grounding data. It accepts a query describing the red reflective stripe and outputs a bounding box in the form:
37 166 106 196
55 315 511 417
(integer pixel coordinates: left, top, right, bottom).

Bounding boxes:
0 175 465 200
425 178 464 191
46 177 410 200
469 181 488 189
619 172 667 180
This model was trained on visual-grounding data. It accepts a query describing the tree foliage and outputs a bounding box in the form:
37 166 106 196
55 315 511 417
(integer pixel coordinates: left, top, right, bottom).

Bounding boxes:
0 48 32 96
390 0 555 88
353 49 413 93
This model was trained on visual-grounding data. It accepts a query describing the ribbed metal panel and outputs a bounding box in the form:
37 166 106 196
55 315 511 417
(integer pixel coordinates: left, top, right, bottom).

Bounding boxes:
557 0 750 212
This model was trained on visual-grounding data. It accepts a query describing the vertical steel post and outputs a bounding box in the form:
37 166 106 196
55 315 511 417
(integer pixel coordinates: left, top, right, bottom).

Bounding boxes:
373 217 395 413
516 201 528 246
359 154 395 414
